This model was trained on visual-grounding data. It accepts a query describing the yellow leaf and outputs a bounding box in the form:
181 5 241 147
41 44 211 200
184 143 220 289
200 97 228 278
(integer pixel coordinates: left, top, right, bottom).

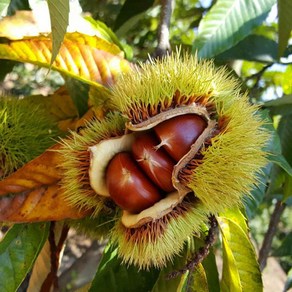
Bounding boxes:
0 33 131 88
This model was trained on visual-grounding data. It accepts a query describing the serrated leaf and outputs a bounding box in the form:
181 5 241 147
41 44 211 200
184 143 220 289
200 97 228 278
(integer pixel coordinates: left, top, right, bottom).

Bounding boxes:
216 35 278 63
278 0 292 57
0 145 88 222
219 209 263 292
0 222 49 292
89 244 160 292
193 0 276 58
47 0 69 66
0 33 131 88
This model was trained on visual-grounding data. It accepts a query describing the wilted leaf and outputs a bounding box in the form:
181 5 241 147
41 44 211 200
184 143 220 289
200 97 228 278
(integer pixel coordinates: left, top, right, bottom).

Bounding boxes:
193 0 276 58
0 33 131 88
219 209 263 292
47 0 69 66
0 144 62 195
0 222 49 292
0 144 88 222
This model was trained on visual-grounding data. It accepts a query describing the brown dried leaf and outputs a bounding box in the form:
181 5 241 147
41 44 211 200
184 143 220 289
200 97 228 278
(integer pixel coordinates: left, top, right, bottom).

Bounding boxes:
0 144 62 196
0 144 88 222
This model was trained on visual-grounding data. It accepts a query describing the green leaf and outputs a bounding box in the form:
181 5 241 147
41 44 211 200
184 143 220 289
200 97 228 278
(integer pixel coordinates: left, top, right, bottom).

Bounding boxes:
7 0 30 16
0 223 49 292
202 250 220 292
114 0 155 30
64 77 89 116
151 256 188 292
219 209 263 292
89 244 160 292
216 35 278 63
188 263 209 292
278 0 292 57
0 0 9 18
265 95 292 116
272 232 292 257
47 0 69 66
193 0 277 58
0 59 16 81
267 152 292 176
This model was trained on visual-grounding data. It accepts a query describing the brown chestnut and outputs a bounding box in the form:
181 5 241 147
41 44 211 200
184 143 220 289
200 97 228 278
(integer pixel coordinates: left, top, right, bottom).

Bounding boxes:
132 132 176 192
154 114 207 162
106 152 162 213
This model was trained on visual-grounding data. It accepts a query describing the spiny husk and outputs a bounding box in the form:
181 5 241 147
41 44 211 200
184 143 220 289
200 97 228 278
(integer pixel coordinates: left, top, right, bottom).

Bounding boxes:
111 52 239 123
0 96 59 178
110 52 269 214
111 196 209 269
185 96 269 214
58 112 126 216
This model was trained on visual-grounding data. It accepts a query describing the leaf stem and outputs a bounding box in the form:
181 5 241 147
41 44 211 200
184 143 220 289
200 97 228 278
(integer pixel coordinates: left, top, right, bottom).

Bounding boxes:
153 0 173 58
258 200 286 271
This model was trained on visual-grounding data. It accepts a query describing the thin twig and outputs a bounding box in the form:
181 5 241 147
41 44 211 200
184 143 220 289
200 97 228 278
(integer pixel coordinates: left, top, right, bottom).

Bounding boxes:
167 215 218 279
258 200 286 271
153 0 173 59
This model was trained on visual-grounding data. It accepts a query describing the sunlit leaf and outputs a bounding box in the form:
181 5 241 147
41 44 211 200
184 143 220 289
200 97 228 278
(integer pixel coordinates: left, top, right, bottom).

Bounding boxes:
278 0 292 57
0 145 88 222
193 0 276 58
0 0 9 17
0 33 131 88
188 263 209 292
219 209 263 292
47 0 69 66
89 244 160 292
0 222 49 292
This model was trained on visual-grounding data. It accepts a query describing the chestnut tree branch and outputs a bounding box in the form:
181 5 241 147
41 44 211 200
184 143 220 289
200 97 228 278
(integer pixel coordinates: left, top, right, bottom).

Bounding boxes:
167 215 218 279
153 0 173 58
258 200 286 271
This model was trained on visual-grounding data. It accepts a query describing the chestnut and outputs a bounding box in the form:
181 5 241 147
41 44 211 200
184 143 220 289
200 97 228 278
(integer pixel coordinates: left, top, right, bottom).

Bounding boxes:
132 132 175 192
106 152 162 213
154 114 207 162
